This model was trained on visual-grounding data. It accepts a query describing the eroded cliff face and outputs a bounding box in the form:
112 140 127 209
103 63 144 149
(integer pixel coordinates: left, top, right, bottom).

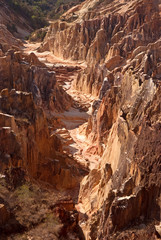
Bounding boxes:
79 76 160 239
0 44 73 111
0 0 160 239
40 0 161 95
0 28 87 192
40 0 161 238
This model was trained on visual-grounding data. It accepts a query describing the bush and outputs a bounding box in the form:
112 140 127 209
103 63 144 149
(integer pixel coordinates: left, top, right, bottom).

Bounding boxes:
15 184 35 201
7 0 85 30
7 0 49 29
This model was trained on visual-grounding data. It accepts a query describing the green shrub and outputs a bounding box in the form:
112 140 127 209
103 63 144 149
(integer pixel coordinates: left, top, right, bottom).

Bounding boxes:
7 0 85 30
7 0 49 29
15 184 35 201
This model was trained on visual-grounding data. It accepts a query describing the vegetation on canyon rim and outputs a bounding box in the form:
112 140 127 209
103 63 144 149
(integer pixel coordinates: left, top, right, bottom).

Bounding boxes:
7 0 84 29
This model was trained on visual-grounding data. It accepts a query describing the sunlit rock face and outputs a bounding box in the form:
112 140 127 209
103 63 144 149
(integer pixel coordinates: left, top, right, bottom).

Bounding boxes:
0 47 72 112
41 0 161 95
0 0 160 238
40 0 161 238
76 1 161 239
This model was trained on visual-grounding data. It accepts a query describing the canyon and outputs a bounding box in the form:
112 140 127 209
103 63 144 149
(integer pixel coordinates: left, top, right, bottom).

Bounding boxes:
0 0 161 239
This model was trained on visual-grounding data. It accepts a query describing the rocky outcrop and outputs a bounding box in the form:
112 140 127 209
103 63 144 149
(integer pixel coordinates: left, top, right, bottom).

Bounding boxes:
78 77 160 239
0 203 10 226
77 31 161 235
0 0 161 239
0 88 86 190
0 46 72 112
36 0 160 238
41 0 161 96
0 26 85 191
53 199 85 239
